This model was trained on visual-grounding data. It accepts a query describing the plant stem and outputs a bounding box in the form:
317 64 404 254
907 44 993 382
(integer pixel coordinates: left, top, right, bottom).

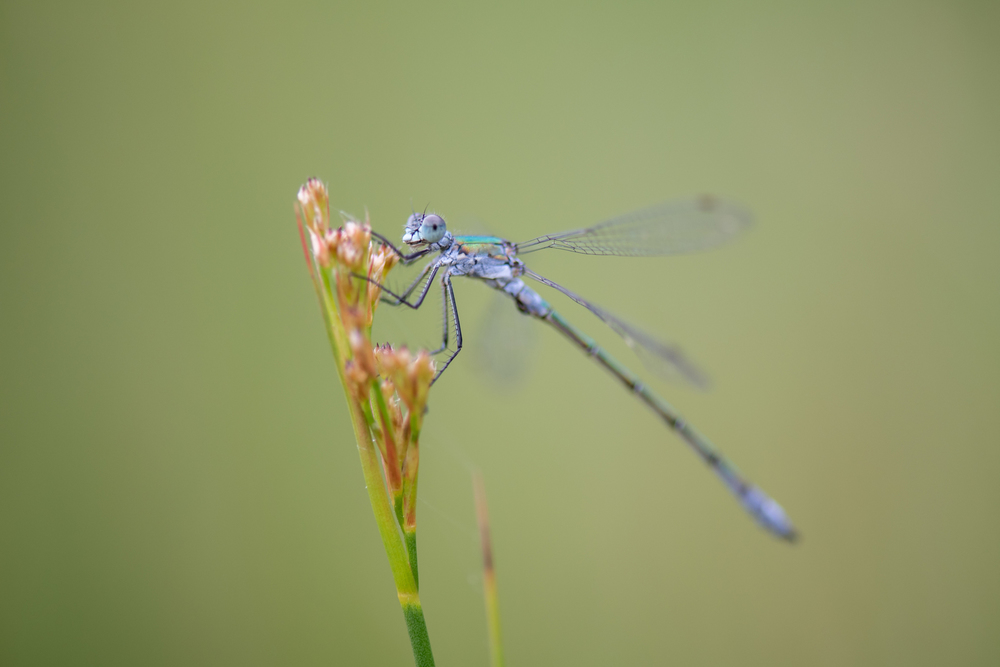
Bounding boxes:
351 387 434 665
474 471 504 667
296 198 435 666
403 600 434 666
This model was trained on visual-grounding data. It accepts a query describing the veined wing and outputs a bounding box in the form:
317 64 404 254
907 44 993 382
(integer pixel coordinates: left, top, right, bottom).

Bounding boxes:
515 196 752 256
472 291 539 387
525 269 710 389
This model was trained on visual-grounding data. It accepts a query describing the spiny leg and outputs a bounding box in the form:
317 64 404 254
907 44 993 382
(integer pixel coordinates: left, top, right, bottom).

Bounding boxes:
370 231 433 265
429 277 450 355
431 274 463 384
353 262 440 309
352 256 464 384
383 260 439 307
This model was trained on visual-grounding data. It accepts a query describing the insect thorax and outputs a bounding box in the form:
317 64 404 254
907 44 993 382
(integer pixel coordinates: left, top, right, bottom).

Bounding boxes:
445 245 524 283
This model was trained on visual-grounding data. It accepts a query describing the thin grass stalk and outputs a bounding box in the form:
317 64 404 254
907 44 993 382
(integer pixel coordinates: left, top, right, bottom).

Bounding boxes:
473 471 505 667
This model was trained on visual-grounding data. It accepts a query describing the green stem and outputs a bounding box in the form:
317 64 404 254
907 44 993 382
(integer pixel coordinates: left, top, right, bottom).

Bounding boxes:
350 386 434 666
474 472 504 667
405 529 419 590
403 600 434 667
299 220 435 666
347 398 418 586
395 495 406 532
370 378 404 509
401 444 420 587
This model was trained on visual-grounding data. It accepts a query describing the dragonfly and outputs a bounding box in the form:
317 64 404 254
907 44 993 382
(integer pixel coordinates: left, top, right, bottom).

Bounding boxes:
361 196 797 541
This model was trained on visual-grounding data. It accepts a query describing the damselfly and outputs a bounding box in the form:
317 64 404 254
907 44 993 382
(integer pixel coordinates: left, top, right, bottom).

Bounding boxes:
362 196 797 541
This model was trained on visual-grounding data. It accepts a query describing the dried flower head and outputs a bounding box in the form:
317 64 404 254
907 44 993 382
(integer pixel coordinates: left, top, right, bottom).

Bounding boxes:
374 345 436 416
344 359 370 402
297 179 332 267
368 244 400 319
379 378 406 437
350 329 378 380
297 178 330 234
338 222 370 272
374 343 407 379
401 350 435 414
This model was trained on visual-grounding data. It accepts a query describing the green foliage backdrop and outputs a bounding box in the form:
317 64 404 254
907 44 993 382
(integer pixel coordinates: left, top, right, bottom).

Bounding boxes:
2 2 998 665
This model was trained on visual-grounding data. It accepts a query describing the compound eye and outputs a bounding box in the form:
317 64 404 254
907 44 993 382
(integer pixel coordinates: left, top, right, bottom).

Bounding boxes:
420 214 447 243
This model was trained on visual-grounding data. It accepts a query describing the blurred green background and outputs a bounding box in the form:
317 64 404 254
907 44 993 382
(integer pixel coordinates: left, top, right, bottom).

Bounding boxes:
2 1 999 665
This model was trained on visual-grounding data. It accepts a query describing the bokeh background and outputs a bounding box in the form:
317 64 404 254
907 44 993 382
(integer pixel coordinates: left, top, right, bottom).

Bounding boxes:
2 1 999 665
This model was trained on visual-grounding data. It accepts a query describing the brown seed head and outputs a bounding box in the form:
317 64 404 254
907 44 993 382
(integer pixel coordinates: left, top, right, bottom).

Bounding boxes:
297 179 330 235
373 344 392 376
349 329 377 380
370 244 400 277
374 343 410 379
383 348 435 415
405 350 436 413
378 377 407 462
343 359 370 401
339 305 365 336
367 245 400 318
333 221 370 273
297 179 332 267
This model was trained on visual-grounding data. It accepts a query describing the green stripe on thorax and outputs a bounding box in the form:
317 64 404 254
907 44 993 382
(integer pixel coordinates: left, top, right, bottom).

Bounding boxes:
452 235 510 258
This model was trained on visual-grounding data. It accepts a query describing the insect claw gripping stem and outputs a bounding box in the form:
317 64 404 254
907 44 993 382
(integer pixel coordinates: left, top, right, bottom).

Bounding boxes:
370 231 433 264
350 268 464 385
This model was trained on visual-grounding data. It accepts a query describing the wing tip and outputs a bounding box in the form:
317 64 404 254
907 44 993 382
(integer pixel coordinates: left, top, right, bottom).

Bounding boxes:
695 193 755 228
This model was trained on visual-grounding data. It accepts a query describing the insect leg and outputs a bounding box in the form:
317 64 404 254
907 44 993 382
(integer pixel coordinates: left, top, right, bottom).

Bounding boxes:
354 261 441 309
370 232 432 264
429 277 450 355
431 273 463 384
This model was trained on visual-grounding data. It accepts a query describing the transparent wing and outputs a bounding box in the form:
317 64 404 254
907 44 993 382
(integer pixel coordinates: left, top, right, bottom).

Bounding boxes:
471 291 538 388
515 196 752 256
525 270 710 389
